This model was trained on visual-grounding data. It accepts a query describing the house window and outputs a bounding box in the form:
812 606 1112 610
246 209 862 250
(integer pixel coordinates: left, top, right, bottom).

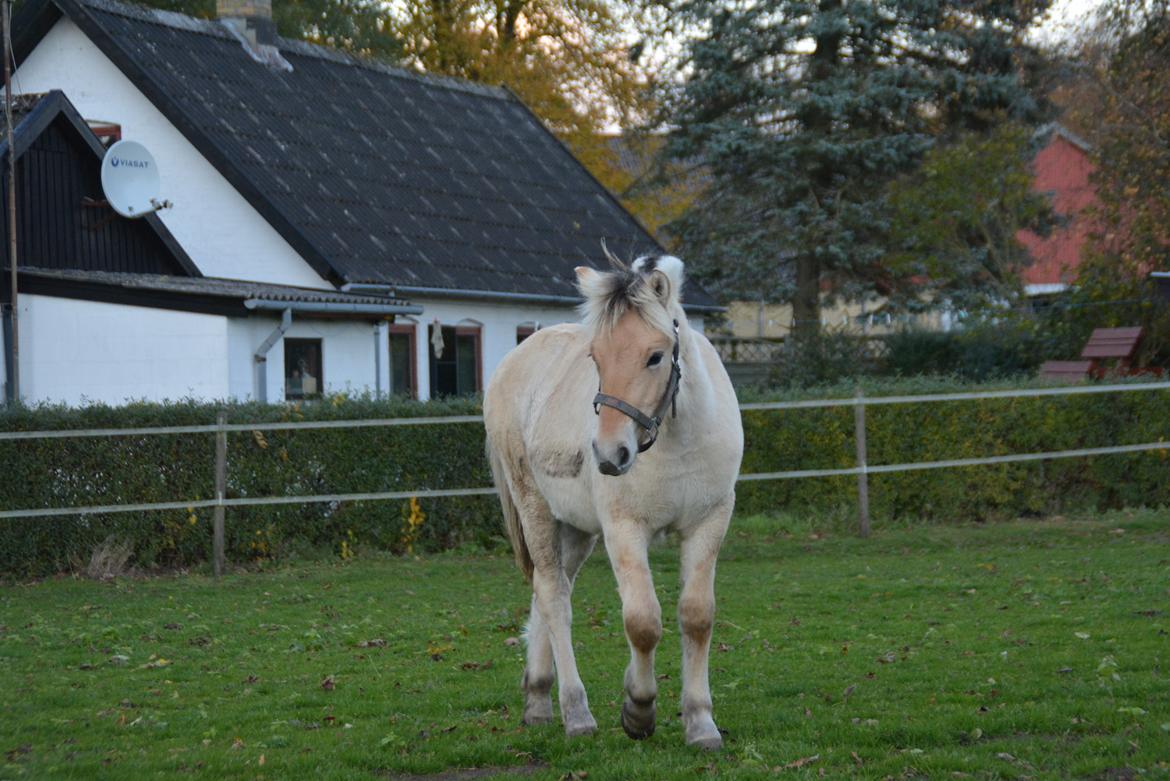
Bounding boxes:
388 323 417 398
284 338 323 400
516 323 537 345
428 324 481 397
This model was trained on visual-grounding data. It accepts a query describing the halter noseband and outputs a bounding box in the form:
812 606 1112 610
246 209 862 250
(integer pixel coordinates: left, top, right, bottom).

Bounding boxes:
592 319 681 454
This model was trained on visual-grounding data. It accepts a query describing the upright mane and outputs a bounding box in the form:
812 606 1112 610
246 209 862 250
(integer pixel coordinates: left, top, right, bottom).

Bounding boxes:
576 255 684 339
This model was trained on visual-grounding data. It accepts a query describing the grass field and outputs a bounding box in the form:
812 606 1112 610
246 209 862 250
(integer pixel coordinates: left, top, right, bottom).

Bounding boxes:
2 510 1169 780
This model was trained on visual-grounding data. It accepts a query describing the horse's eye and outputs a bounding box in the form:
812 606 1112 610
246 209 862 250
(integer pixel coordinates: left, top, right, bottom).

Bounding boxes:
646 352 664 368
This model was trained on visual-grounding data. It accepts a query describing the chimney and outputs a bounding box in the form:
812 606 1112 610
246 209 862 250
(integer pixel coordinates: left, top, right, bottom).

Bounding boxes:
217 0 277 48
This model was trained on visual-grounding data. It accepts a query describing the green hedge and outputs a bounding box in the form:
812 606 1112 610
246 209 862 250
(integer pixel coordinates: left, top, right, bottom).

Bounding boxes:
3 381 1170 577
0 397 494 578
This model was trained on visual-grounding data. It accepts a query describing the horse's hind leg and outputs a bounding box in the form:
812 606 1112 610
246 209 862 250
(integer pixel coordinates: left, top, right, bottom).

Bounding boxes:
522 523 596 726
521 507 597 737
677 499 733 750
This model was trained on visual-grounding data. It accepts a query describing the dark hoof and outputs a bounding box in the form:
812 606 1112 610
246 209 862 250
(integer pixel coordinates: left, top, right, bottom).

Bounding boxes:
621 700 656 740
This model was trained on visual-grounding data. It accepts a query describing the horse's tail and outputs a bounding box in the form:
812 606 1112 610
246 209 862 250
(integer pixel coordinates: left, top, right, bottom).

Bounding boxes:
488 441 534 583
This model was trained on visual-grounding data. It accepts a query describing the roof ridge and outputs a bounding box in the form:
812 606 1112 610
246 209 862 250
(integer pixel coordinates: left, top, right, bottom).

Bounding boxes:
75 0 511 100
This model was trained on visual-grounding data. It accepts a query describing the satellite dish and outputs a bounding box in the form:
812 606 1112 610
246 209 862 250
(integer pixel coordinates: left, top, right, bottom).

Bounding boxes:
101 140 171 218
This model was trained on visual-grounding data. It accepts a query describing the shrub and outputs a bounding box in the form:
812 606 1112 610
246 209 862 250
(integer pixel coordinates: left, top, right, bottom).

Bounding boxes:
882 321 1050 381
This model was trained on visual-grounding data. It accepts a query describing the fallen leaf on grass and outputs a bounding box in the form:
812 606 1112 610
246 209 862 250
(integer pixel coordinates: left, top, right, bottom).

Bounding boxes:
504 637 520 647
777 754 819 771
850 751 862 767
460 660 493 671
231 738 245 750
258 754 266 766
5 745 31 762
1075 632 1090 640
842 685 856 701
357 639 386 648
321 675 336 691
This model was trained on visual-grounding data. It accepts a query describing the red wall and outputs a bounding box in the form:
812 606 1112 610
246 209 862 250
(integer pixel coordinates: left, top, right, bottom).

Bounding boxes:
1016 133 1099 287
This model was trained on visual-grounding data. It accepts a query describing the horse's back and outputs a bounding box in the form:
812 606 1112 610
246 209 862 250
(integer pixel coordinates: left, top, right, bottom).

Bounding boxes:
485 323 589 432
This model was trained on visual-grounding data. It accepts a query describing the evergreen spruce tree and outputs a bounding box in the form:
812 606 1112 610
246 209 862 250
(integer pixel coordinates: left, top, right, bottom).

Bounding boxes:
661 0 1048 337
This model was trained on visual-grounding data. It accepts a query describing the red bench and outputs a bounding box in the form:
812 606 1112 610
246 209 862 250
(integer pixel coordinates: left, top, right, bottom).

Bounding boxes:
1080 327 1143 378
1039 327 1145 382
1039 359 1094 382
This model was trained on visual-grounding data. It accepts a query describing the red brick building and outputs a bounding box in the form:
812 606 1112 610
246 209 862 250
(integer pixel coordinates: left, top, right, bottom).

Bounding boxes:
1015 124 1099 298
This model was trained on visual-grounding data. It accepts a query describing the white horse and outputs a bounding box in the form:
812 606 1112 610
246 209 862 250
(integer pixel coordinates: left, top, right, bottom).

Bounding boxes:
484 253 743 749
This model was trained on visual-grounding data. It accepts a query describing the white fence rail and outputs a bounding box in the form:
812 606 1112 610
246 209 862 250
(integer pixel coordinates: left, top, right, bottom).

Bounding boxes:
3 381 1170 573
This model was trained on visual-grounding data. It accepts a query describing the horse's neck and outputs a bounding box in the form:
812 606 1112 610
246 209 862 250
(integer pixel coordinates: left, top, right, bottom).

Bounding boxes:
662 326 710 444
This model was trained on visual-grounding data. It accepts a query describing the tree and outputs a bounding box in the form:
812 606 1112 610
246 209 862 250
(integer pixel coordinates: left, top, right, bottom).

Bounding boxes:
660 0 1048 337
1029 0 1170 364
393 0 653 217
115 0 400 60
885 123 1051 313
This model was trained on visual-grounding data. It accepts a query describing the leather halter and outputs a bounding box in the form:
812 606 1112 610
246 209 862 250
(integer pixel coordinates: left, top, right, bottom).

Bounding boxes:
592 320 681 454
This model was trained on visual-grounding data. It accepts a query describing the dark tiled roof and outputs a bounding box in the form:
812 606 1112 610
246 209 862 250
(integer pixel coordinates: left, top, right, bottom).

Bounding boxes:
21 267 419 310
17 0 717 307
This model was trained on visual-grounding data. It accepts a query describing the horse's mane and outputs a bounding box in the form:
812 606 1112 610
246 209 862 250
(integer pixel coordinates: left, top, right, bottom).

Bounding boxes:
577 255 680 340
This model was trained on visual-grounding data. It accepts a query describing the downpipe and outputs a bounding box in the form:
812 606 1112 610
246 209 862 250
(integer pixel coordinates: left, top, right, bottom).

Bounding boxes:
254 308 292 402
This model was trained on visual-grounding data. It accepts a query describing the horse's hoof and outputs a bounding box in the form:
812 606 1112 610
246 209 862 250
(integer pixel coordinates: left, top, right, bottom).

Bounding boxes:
564 717 597 737
687 733 723 751
620 700 656 740
522 698 554 726
685 720 723 751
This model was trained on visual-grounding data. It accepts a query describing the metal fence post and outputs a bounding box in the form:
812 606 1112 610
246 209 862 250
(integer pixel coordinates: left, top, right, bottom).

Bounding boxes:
213 410 227 577
854 387 871 538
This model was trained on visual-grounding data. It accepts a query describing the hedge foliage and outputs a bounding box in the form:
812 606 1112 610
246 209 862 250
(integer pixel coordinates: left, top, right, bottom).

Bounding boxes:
3 380 1170 577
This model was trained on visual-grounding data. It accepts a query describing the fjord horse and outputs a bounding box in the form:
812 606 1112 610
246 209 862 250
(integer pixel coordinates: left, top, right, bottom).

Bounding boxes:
484 254 743 749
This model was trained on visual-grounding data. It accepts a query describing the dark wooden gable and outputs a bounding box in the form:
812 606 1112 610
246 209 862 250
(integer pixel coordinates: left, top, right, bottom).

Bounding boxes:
1 91 196 277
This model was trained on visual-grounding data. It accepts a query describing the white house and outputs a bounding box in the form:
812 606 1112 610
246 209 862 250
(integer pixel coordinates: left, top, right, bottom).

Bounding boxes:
3 0 718 406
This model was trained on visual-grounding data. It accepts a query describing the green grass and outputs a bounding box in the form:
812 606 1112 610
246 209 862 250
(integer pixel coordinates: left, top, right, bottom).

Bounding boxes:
2 511 1169 780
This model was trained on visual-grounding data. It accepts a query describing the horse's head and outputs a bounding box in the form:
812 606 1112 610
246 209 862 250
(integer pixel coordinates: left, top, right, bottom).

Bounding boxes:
576 254 685 477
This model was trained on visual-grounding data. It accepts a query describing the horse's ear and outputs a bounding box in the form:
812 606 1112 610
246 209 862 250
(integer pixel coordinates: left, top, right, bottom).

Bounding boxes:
636 256 684 307
575 266 605 299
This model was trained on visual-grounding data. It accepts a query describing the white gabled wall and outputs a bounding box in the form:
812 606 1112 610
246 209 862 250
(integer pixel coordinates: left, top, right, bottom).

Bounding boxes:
14 17 331 289
18 294 230 405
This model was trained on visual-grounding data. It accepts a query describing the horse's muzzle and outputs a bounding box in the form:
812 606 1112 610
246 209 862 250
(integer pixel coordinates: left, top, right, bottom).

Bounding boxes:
593 441 632 477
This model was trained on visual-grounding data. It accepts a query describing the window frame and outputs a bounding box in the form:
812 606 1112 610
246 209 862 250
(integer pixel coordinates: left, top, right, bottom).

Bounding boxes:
283 337 324 401
387 322 418 399
454 324 483 394
427 322 483 397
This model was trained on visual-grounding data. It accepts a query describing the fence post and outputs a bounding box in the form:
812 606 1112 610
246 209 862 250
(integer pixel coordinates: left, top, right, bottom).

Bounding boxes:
213 410 227 577
854 387 871 538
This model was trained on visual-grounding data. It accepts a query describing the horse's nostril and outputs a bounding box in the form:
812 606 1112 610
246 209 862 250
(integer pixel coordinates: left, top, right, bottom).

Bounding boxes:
616 445 631 467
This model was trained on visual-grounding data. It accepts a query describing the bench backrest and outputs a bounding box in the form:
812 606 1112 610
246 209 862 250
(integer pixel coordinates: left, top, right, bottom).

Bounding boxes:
1080 327 1143 361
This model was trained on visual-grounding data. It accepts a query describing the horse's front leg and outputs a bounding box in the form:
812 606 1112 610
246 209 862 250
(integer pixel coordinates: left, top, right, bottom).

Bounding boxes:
677 498 732 750
605 521 661 740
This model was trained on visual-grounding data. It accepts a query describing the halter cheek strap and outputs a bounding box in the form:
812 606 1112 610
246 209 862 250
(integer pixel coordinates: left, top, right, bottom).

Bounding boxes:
592 320 681 454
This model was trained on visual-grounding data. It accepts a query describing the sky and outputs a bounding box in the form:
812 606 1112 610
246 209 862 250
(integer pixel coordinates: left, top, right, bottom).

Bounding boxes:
1033 0 1110 45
